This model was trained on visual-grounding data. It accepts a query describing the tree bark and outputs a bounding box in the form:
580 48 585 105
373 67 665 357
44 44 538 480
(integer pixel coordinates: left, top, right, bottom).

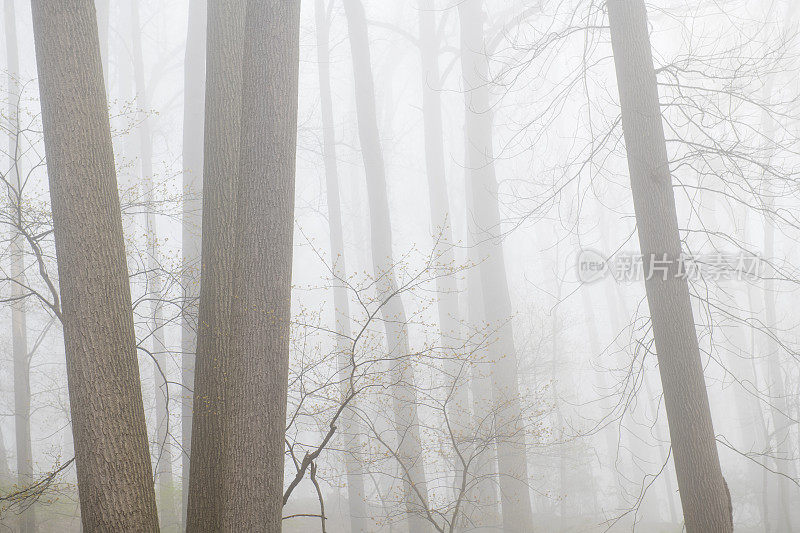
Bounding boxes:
342 1 433 530
187 1 301 530
220 0 300 529
314 1 369 530
181 0 207 526
457 2 535 530
186 1 247 530
30 1 159 530
606 0 733 531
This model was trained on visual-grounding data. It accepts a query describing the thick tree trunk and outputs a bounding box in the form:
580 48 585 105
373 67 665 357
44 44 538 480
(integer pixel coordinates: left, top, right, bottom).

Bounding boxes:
342 1 433 530
314 1 369 530
187 1 300 530
30 1 159 530
457 2 535 531
220 0 300 529
4 3 35 531
186 1 247 530
181 0 207 526
606 1 732 531
130 4 176 528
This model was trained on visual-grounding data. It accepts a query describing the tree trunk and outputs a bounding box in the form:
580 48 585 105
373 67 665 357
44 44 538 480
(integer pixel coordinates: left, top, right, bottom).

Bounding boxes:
457 2 535 531
606 1 732 531
220 0 300 529
30 1 159 530
187 1 301 530
342 1 433 530
314 1 369 530
181 0 207 526
419 2 473 518
186 1 247 530
4 3 35 531
130 4 176 528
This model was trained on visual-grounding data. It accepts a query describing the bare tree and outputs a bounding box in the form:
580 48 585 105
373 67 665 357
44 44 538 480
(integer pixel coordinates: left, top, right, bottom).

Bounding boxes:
342 1 433 530
458 1 535 530
30 0 159 530
314 0 369 530
606 0 733 530
129 3 177 527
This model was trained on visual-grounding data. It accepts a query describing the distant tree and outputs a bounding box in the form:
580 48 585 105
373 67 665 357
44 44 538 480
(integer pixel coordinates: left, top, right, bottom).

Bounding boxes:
313 0 369 530
606 0 733 531
342 1 433 530
457 1 535 529
29 0 159 530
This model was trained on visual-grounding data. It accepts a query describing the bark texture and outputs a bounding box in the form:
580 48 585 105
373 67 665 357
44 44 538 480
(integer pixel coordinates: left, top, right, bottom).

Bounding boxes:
220 0 300 529
186 1 247 529
458 2 535 530
606 0 733 531
342 0 433 530
187 1 301 530
30 1 159 530
314 0 369 530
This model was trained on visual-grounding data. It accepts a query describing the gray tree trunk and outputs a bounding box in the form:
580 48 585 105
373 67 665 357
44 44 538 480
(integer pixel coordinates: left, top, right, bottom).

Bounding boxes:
187 1 301 530
314 1 369 530
418 2 472 518
130 2 176 528
186 1 247 530
30 1 159 530
457 2 535 531
606 0 732 531
181 0 207 526
220 0 300 529
342 1 433 530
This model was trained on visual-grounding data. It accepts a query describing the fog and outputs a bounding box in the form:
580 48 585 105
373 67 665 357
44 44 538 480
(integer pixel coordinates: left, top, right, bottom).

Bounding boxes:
1 0 798 531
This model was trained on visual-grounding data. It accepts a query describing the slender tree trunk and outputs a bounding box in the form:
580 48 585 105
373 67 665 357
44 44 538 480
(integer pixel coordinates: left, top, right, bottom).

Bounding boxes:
606 1 732 531
458 2 534 530
186 1 247 530
314 1 369 530
465 170 501 529
181 0 207 526
130 4 176 527
4 3 35 531
419 3 472 519
342 1 433 530
30 1 159 530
